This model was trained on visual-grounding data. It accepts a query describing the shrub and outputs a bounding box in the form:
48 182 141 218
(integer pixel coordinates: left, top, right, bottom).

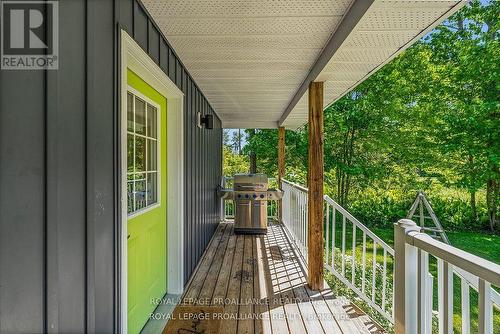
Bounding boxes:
340 186 489 232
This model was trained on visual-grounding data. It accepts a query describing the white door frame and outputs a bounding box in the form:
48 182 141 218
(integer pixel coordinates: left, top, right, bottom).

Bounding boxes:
120 30 185 333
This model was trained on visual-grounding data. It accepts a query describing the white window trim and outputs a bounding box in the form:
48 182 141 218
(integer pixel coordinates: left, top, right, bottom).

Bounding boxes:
120 30 185 334
126 86 161 219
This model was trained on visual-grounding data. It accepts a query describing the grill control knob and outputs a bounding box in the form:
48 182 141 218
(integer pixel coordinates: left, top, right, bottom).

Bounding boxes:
260 194 265 199
245 194 249 198
253 194 257 199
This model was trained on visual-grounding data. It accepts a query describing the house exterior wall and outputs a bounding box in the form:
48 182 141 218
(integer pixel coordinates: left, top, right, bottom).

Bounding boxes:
0 0 222 332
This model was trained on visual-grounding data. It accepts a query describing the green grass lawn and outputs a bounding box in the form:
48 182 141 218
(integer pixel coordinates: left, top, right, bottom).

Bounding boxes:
324 224 500 333
370 228 500 265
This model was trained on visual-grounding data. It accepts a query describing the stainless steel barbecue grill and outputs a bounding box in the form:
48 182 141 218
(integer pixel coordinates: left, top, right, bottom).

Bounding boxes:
219 173 283 234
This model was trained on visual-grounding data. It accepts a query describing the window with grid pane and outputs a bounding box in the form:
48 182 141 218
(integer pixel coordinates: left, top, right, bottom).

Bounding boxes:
127 91 159 214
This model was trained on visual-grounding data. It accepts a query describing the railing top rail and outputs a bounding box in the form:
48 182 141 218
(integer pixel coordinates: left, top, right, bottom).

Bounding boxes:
281 178 309 193
406 230 500 286
324 195 394 256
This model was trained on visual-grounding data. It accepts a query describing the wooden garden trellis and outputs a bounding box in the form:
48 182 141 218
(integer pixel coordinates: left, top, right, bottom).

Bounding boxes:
407 190 450 244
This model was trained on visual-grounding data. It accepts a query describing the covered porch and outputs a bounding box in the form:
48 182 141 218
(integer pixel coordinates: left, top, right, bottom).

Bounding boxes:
165 176 500 334
139 0 499 333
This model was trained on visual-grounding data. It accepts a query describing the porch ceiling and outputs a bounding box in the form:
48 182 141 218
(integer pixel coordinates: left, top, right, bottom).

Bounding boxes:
142 0 465 130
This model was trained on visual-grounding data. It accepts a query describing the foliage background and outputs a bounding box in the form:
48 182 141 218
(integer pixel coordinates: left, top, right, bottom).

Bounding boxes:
224 0 499 233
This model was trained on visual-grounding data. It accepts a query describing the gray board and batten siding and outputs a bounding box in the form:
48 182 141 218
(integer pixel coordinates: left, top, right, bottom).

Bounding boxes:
0 0 222 333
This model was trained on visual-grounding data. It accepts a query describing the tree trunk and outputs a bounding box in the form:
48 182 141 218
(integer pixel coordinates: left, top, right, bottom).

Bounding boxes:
249 152 257 173
339 130 349 206
344 128 355 207
470 191 477 224
345 174 351 207
486 178 498 232
238 129 242 155
336 167 341 203
339 171 345 206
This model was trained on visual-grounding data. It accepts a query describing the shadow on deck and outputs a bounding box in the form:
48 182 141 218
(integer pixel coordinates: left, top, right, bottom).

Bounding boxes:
171 221 385 334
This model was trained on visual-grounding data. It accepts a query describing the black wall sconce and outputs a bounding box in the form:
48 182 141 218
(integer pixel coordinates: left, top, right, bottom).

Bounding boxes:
197 112 214 129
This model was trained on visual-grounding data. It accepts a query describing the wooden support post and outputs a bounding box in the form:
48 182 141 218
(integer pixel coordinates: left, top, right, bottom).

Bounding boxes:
307 81 324 290
278 126 285 221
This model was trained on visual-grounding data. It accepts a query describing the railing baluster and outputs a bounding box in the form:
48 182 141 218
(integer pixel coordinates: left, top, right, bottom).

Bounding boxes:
362 232 366 294
352 223 356 285
295 190 298 244
382 248 387 310
297 191 300 249
296 190 299 249
331 208 336 269
302 192 306 256
295 191 298 243
325 203 330 265
478 278 493 334
296 190 299 245
293 190 297 243
302 191 304 254
418 250 429 334
461 277 470 334
300 191 303 254
437 258 444 334
342 215 346 276
439 260 453 334
426 273 434 334
372 241 377 302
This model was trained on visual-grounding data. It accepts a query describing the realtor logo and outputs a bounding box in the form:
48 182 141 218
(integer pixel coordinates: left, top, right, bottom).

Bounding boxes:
1 0 58 69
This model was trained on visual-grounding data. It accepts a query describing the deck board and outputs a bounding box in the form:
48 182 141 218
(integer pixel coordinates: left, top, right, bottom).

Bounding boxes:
253 236 272 334
239 236 256 334
223 234 245 334
198 224 232 303
176 222 384 334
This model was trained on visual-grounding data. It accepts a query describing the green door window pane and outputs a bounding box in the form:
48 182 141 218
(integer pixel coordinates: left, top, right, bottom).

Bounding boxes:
147 139 157 172
147 104 157 139
127 134 134 173
134 97 146 135
134 179 146 211
135 136 146 172
147 173 157 204
127 92 134 132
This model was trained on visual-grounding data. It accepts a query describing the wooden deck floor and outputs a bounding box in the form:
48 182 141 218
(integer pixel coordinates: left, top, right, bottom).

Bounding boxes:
177 221 384 334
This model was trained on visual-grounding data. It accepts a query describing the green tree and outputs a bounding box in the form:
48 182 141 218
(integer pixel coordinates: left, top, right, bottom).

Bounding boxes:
223 146 249 176
424 0 500 230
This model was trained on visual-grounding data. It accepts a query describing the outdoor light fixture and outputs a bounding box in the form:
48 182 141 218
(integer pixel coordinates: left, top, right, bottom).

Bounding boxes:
201 114 213 129
197 111 213 129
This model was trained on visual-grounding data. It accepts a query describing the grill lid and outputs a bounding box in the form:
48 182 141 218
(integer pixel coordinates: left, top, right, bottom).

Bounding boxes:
233 173 268 191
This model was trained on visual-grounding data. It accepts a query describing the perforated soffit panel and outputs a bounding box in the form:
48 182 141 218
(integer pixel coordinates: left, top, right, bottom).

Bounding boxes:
143 0 466 130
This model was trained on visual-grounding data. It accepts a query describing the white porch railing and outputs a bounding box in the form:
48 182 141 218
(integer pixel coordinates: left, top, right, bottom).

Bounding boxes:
281 179 395 323
324 195 395 323
281 179 309 260
394 219 500 334
408 191 500 312
280 179 500 331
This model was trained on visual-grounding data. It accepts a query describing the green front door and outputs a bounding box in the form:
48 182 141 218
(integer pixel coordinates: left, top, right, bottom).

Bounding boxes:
126 69 167 334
